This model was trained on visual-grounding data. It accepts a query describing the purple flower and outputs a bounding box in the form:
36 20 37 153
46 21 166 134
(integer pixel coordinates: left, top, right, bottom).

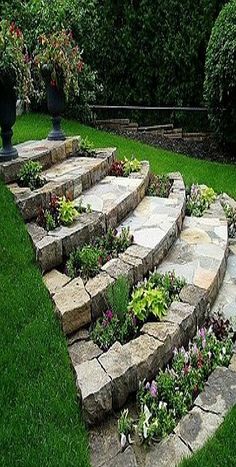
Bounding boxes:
199 328 206 339
150 381 158 398
106 309 113 321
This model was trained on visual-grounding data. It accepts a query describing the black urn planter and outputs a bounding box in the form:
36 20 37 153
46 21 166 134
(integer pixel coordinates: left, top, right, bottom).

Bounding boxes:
0 84 18 161
46 82 66 141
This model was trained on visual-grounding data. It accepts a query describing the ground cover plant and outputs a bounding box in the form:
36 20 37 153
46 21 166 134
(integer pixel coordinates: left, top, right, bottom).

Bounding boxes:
18 160 46 190
186 184 216 217
91 271 185 351
0 179 90 467
147 173 172 198
36 194 85 231
66 227 133 280
118 315 234 448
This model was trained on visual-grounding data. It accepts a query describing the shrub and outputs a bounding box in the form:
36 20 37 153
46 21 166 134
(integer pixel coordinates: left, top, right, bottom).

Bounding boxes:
186 184 216 217
109 160 125 177
66 245 102 280
204 1 236 146
123 157 141 176
18 161 45 190
58 196 78 226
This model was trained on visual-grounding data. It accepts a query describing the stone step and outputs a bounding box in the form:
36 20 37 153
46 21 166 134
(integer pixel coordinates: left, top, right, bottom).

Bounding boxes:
71 200 228 424
138 124 174 132
9 148 116 221
28 161 150 272
0 137 81 183
43 173 185 335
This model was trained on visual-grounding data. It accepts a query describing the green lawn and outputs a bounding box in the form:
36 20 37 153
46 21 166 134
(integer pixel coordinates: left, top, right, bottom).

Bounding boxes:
1 112 235 467
13 113 236 199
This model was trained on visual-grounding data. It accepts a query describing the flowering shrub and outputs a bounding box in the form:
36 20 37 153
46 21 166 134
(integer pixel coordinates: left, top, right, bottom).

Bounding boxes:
118 317 234 445
66 227 133 279
109 157 141 177
222 203 236 238
147 174 172 198
91 277 138 350
34 30 83 100
18 161 45 190
186 184 216 217
0 19 32 101
37 194 84 231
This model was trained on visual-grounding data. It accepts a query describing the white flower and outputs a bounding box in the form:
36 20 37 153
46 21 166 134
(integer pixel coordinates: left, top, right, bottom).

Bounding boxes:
143 404 152 422
222 347 226 355
143 423 148 439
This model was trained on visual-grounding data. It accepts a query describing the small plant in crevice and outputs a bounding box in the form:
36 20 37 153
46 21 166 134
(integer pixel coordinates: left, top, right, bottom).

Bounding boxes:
118 315 234 445
147 174 172 198
118 409 135 450
79 137 95 155
109 156 141 177
90 277 138 351
66 227 133 279
18 161 46 190
37 194 90 231
186 184 216 217
222 203 236 238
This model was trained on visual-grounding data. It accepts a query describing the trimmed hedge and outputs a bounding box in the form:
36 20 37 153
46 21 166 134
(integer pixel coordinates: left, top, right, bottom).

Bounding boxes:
204 0 236 146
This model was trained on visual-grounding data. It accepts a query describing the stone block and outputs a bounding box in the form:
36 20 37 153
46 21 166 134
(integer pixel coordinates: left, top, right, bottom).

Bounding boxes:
174 406 222 452
123 334 165 382
145 434 190 467
99 342 138 409
67 328 90 345
141 321 181 364
43 269 71 295
102 258 134 285
53 278 91 334
69 340 103 366
124 244 153 276
106 447 137 467
194 367 236 416
119 252 144 283
179 284 208 327
166 301 197 345
85 272 115 319
36 235 63 272
75 358 112 424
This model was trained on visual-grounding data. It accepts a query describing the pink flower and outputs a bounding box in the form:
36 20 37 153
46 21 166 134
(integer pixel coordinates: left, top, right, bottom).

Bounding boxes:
106 309 113 321
199 328 206 339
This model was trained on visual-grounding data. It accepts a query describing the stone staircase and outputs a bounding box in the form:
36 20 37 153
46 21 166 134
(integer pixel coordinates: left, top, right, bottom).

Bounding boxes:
1 137 234 449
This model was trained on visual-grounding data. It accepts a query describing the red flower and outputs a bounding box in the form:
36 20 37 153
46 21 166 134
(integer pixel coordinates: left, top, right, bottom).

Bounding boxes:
50 79 57 87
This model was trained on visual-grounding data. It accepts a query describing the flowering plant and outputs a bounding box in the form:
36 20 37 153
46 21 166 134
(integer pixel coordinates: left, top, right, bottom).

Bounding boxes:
37 194 82 231
0 19 32 101
186 184 216 217
119 317 234 445
147 174 172 198
34 30 84 100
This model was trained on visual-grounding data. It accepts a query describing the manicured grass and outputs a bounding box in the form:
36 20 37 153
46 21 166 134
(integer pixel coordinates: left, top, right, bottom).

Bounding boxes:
13 112 236 199
0 179 90 465
180 405 236 467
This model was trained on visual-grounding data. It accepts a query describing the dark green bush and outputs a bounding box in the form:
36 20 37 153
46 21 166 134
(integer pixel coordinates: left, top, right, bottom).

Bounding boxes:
204 0 236 146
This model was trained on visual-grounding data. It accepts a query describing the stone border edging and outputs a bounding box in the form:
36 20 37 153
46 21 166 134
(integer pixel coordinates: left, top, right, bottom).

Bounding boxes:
74 200 228 425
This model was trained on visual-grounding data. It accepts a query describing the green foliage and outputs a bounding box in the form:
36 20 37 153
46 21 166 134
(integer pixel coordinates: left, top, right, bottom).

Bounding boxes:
18 160 45 190
0 19 32 101
107 276 130 324
96 227 133 257
186 184 216 217
204 0 236 146
79 136 94 152
90 278 138 351
123 156 141 176
147 174 172 198
66 245 102 280
128 286 168 322
223 203 236 238
58 196 78 226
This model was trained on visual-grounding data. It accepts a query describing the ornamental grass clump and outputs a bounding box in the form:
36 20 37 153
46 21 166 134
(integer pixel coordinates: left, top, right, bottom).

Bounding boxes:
90 277 138 351
118 316 234 446
0 19 32 101
186 184 216 217
34 30 83 100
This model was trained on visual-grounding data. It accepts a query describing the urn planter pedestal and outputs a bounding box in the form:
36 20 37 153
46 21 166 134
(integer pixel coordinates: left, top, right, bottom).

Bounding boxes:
0 85 18 161
46 83 66 141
